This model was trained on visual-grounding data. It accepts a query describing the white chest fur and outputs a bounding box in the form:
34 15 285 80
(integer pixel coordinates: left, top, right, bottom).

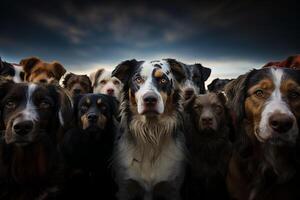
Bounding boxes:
117 134 185 191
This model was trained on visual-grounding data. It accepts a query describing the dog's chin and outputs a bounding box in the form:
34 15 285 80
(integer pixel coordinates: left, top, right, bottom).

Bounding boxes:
84 125 103 132
140 109 160 118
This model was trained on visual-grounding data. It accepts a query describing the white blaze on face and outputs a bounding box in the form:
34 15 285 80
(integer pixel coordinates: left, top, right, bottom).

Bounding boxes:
258 68 298 141
12 65 24 83
136 60 172 115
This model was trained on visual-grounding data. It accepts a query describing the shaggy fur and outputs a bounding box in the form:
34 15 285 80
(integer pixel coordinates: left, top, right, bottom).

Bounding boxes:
60 72 92 97
226 68 300 200
183 92 232 200
62 93 118 199
0 79 72 200
112 59 187 200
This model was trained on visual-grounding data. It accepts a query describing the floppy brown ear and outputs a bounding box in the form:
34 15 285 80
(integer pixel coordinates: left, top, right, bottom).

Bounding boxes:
52 62 66 80
112 59 141 84
90 68 104 87
165 59 186 83
20 57 40 80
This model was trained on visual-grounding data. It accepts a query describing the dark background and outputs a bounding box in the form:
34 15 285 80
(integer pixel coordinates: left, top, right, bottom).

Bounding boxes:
0 0 299 80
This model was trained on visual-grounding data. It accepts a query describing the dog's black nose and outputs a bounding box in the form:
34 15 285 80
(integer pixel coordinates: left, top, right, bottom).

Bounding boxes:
39 79 48 83
202 117 213 124
13 121 34 136
269 114 293 133
185 89 194 96
73 88 82 94
143 93 158 105
87 113 98 122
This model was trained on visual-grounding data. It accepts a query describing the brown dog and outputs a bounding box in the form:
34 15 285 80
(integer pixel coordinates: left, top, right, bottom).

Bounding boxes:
20 57 66 83
60 72 92 97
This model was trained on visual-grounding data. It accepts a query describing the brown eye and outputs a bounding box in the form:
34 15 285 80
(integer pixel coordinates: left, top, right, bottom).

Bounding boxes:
194 105 202 110
39 101 50 109
215 105 223 113
255 89 264 98
5 101 16 109
100 80 107 84
160 78 167 84
113 80 120 85
289 91 300 99
135 76 144 84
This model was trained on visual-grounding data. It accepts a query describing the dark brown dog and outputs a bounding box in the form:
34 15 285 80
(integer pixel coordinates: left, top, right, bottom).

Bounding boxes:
184 92 232 200
20 57 66 83
0 79 72 200
60 72 92 97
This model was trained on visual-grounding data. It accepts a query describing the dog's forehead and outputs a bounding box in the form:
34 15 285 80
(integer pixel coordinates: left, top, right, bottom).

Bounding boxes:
98 70 111 81
140 60 171 78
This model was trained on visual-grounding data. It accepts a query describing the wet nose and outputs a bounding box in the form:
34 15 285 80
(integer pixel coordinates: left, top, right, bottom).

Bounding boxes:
87 113 98 122
143 93 158 106
269 114 294 133
185 89 194 97
13 120 34 136
73 88 82 94
107 89 115 95
202 117 213 124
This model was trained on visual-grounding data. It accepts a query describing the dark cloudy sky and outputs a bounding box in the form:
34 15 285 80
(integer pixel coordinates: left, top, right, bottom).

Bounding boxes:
0 0 299 82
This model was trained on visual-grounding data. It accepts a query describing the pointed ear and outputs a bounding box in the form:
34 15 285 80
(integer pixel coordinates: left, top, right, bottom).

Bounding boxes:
60 72 74 88
112 59 141 84
90 68 104 87
51 62 66 80
20 57 40 80
165 59 186 83
199 65 211 81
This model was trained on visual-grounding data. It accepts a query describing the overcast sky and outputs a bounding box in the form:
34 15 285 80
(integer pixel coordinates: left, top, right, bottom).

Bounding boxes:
0 0 299 83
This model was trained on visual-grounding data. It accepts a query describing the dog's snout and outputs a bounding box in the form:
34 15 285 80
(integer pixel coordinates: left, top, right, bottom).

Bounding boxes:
73 88 82 94
202 117 213 124
13 120 34 136
269 114 294 134
143 93 158 105
107 89 114 95
87 113 98 122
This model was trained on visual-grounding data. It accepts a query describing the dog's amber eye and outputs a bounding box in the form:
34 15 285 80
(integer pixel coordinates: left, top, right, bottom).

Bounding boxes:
289 91 300 99
5 101 16 109
135 76 144 84
39 101 50 109
100 80 107 84
254 89 264 98
113 80 120 85
160 78 167 84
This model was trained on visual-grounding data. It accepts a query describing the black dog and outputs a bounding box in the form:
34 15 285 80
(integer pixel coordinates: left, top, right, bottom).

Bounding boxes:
62 93 118 199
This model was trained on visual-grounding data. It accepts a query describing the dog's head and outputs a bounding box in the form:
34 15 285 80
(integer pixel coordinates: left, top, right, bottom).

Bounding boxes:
90 68 123 100
20 57 66 83
230 68 300 145
0 57 24 83
112 59 186 118
207 78 232 93
186 92 228 132
181 63 211 100
0 80 72 146
74 94 117 133
60 72 92 96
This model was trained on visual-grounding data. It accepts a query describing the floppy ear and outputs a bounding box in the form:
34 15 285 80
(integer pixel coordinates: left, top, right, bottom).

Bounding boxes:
165 59 186 83
183 94 196 111
60 72 74 88
112 59 141 84
51 62 66 80
106 95 119 118
207 78 218 92
0 78 14 130
216 91 227 106
90 68 104 87
82 75 93 92
20 57 40 81
200 65 211 81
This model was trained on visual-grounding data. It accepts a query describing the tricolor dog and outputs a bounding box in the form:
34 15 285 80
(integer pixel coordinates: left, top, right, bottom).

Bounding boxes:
0 57 24 83
0 79 72 199
226 67 300 200
181 63 211 100
112 59 187 200
90 68 123 101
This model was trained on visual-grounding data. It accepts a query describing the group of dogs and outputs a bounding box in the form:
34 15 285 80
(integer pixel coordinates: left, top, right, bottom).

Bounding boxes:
0 55 299 200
